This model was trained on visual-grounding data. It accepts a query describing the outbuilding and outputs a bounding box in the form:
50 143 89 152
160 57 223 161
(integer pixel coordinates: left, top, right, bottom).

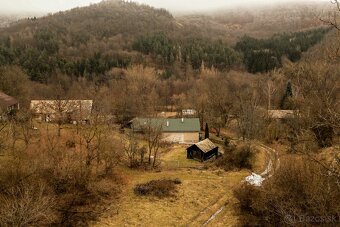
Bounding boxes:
187 139 219 161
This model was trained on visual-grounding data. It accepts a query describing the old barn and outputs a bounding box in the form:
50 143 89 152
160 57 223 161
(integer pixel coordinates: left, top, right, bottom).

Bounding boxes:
187 139 219 162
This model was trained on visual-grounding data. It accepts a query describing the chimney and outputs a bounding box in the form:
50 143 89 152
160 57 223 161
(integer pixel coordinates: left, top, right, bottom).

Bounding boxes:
166 121 169 127
181 118 184 123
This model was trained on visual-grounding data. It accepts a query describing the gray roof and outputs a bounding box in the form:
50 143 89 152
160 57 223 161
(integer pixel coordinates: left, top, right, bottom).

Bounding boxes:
132 118 200 132
190 139 218 153
0 91 18 108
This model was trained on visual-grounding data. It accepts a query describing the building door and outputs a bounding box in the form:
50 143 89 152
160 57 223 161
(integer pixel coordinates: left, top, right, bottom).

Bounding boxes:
192 150 202 160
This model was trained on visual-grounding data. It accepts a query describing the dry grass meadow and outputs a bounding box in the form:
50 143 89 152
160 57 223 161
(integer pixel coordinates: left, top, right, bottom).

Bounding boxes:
93 144 252 227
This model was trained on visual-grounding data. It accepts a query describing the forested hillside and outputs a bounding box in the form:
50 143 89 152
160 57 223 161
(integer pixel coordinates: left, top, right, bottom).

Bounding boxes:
0 0 332 90
235 28 330 73
0 0 177 82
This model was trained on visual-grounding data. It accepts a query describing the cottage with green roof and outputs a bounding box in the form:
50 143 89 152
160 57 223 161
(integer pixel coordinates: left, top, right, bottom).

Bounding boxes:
132 118 201 144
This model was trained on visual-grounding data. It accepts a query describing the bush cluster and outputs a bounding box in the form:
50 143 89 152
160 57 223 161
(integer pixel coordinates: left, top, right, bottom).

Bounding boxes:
134 179 181 198
233 157 340 226
216 145 253 171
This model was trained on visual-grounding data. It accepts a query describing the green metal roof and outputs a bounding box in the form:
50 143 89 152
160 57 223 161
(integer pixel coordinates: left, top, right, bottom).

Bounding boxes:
132 118 200 132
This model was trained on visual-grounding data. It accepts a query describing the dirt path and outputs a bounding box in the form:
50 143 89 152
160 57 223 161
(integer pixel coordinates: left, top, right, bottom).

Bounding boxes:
255 142 280 178
196 141 279 227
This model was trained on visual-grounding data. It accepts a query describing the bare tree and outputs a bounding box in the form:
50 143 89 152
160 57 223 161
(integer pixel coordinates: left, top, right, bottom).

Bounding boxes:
31 100 74 137
142 119 164 168
235 88 263 140
205 79 234 137
12 112 40 151
123 130 140 167
320 0 340 30
188 84 208 130
264 79 278 111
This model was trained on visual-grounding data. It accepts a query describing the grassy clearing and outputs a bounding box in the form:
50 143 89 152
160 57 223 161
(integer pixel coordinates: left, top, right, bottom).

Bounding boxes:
94 144 249 227
94 169 248 227
160 145 204 169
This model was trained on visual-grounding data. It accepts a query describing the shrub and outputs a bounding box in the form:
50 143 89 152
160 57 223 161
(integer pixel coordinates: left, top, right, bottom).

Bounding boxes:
312 125 334 148
233 146 253 169
233 184 259 212
234 157 340 226
216 145 253 171
134 179 181 198
0 182 56 227
265 121 289 143
66 139 76 148
223 137 231 147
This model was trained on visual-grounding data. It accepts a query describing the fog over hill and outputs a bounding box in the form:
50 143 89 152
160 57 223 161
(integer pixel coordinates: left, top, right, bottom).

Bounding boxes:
134 0 330 13
0 0 330 14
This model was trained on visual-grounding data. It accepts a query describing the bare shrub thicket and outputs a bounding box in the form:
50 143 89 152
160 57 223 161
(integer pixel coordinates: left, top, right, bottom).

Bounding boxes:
216 145 253 171
0 156 57 226
234 157 340 226
123 131 146 168
0 112 124 226
284 62 339 148
134 179 181 198
0 182 56 227
40 115 124 192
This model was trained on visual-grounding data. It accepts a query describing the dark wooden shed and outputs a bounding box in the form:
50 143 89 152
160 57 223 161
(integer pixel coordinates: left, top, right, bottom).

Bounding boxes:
187 139 218 162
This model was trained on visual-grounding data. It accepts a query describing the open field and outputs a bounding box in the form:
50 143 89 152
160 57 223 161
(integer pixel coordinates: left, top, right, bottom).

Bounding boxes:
93 144 250 227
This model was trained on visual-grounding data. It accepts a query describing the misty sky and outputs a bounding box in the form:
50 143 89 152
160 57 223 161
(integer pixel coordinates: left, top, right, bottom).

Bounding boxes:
0 0 329 13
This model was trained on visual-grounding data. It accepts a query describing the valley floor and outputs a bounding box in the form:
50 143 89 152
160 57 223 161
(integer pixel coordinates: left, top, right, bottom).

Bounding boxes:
92 144 264 227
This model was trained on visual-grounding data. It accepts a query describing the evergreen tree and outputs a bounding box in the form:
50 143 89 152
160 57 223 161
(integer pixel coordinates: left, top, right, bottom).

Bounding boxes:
280 81 294 109
205 122 210 139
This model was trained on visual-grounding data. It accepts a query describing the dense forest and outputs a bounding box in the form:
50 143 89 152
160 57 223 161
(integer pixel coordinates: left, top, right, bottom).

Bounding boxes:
0 0 330 84
235 28 330 73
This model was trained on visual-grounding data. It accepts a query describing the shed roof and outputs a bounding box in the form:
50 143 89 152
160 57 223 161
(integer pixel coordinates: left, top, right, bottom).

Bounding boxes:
132 118 200 132
0 91 18 108
189 139 218 153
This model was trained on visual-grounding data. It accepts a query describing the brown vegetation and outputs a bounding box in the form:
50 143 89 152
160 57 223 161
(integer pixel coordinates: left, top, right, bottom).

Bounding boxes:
216 144 253 171
234 157 340 226
0 117 124 226
134 179 181 198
